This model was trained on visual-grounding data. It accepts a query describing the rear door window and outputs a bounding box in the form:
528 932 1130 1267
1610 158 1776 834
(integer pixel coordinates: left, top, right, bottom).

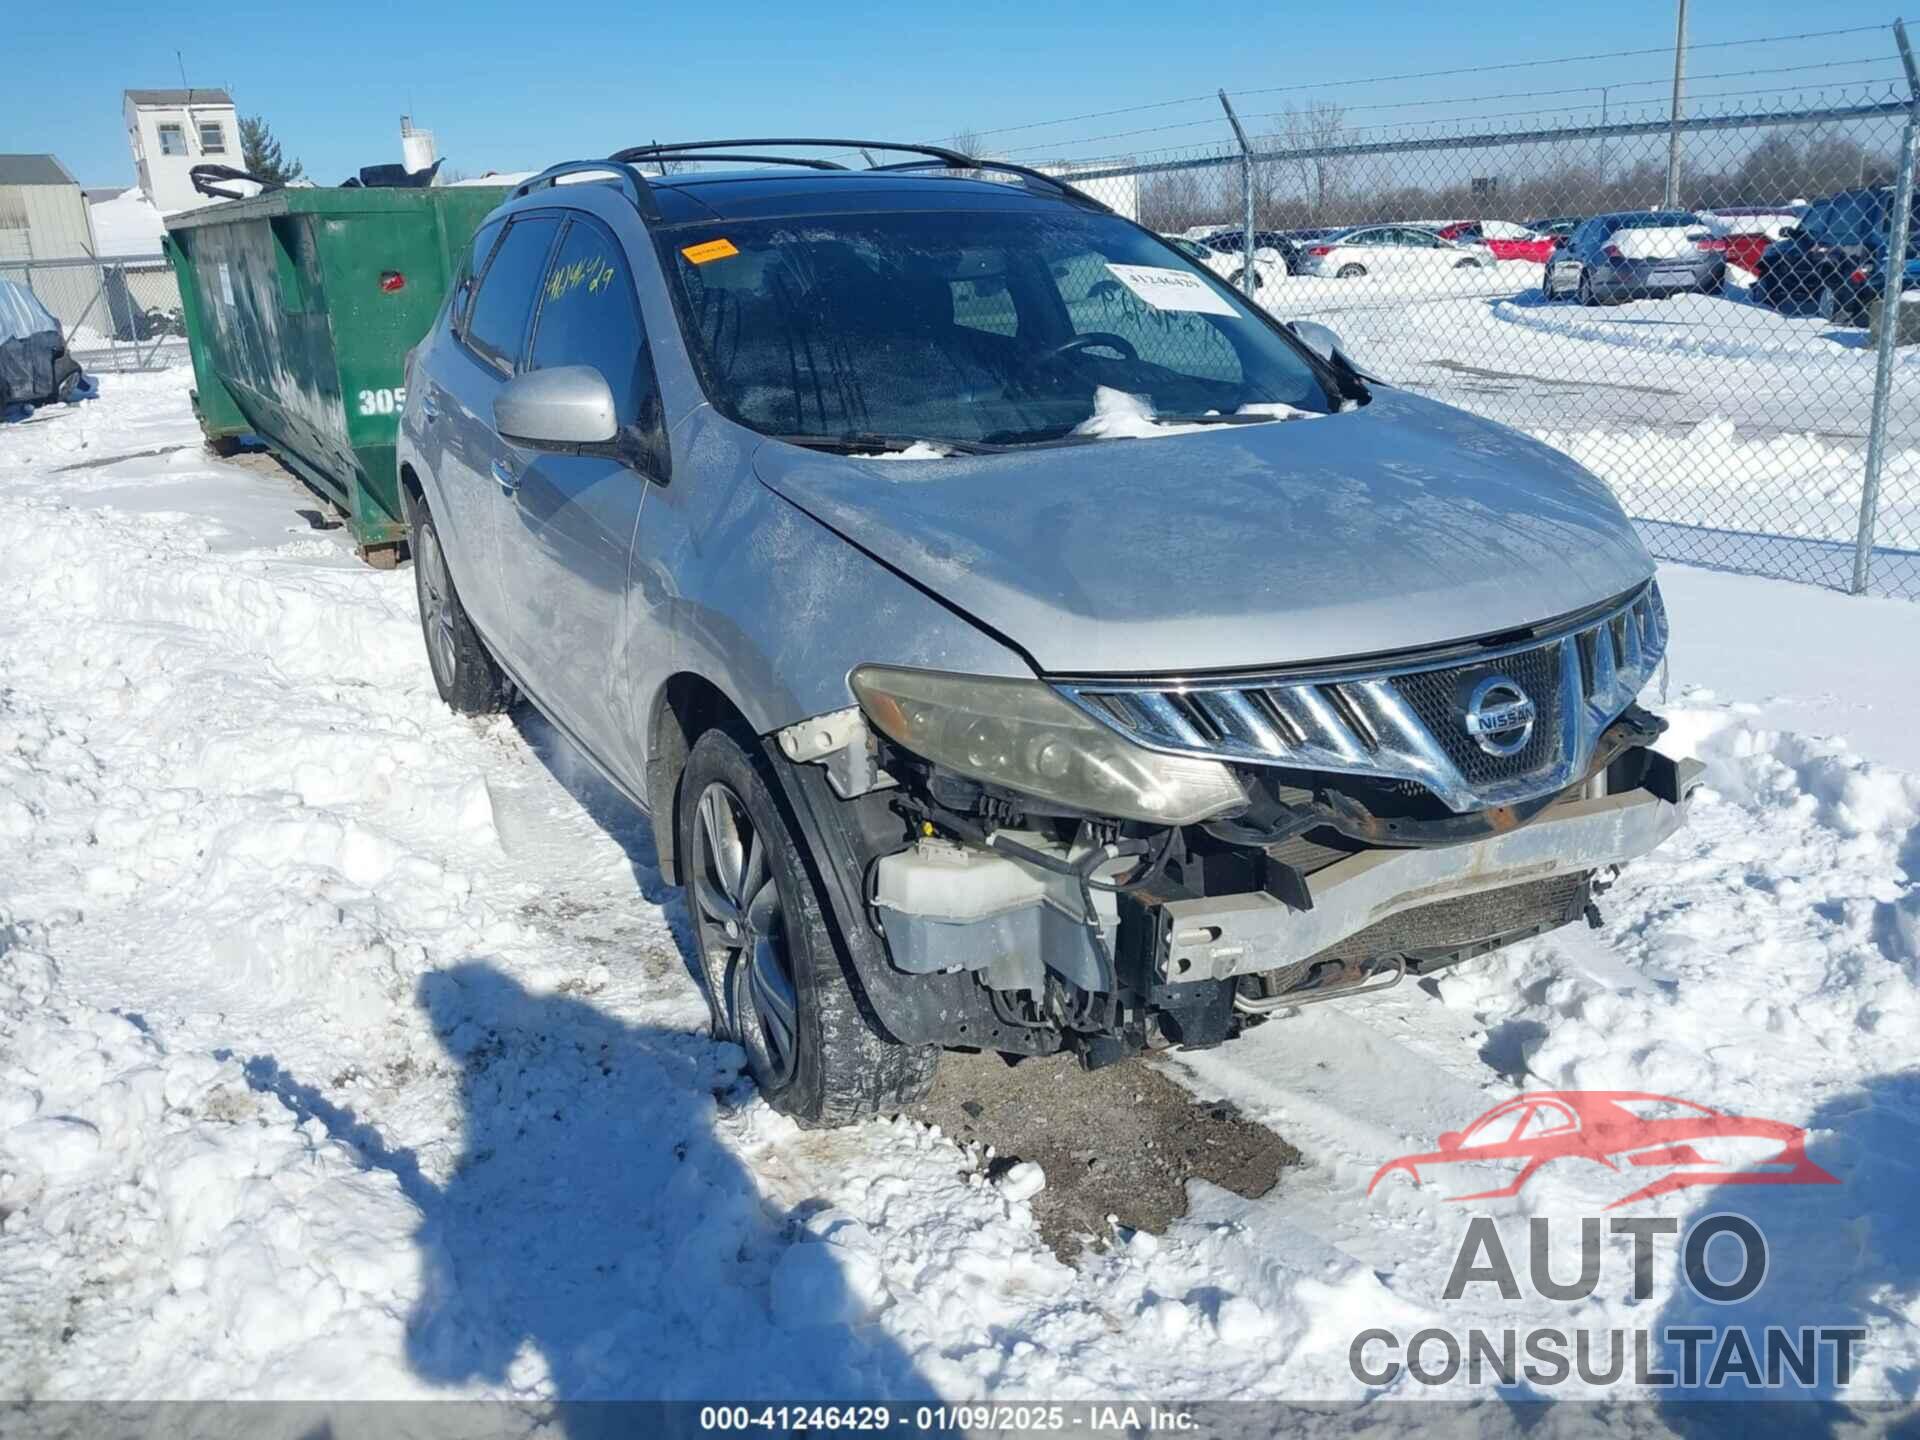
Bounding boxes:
464 215 561 372
527 216 655 427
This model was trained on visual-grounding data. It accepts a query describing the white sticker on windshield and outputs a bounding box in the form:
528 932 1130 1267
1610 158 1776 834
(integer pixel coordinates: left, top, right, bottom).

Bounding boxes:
1104 263 1239 316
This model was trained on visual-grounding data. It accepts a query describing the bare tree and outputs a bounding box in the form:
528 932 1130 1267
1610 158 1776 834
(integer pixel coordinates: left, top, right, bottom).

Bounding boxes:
1280 101 1350 221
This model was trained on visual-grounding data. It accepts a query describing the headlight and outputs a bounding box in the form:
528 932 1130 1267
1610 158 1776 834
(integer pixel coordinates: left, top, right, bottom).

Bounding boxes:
849 666 1247 825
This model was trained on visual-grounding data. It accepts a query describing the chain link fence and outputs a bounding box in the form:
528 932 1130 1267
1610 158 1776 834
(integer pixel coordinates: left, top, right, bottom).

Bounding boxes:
1040 78 1920 600
1 254 187 374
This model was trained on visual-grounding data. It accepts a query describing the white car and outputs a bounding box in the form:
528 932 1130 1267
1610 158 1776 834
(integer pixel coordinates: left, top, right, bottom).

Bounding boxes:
1295 225 1488 280
1163 235 1289 297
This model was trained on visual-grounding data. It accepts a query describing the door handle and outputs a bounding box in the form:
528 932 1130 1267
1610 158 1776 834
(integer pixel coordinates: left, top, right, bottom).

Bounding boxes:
490 458 519 495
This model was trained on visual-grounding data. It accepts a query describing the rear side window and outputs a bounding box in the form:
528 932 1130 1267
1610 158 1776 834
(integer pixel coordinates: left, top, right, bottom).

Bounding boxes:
528 216 655 427
464 215 560 371
450 219 504 335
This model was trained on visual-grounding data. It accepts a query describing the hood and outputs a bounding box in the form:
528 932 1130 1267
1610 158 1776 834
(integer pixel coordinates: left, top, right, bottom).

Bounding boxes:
751 389 1655 676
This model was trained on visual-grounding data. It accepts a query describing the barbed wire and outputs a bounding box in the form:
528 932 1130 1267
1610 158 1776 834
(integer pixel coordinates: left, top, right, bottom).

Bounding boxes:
993 61 1908 159
963 23 1897 145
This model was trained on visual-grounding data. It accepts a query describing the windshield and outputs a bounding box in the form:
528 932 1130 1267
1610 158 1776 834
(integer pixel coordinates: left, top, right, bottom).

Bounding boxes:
1800 192 1888 245
662 207 1335 448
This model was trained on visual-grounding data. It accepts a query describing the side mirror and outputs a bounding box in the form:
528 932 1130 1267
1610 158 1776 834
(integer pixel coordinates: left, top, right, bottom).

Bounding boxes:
495 366 617 449
1437 1131 1464 1153
1290 319 1348 365
1778 224 1800 239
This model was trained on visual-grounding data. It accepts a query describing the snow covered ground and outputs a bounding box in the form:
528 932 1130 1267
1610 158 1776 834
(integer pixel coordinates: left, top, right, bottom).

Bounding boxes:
1273 263 1920 597
3 372 1920 1412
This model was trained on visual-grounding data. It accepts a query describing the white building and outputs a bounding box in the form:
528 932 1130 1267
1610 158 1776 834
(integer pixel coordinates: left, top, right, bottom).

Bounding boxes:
123 88 238 213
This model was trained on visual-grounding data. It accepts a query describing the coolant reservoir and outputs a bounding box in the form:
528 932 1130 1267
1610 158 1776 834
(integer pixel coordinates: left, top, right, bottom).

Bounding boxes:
872 838 1049 923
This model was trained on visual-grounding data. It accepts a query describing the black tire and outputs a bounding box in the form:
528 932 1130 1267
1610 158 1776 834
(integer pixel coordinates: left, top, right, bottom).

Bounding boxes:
1577 270 1599 307
1700 269 1724 297
1453 257 1480 270
1337 263 1367 279
1750 274 1772 309
678 728 936 1126
406 488 509 714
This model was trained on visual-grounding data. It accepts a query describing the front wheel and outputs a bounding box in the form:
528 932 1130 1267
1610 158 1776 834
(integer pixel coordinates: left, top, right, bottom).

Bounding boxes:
678 729 936 1126
407 489 509 714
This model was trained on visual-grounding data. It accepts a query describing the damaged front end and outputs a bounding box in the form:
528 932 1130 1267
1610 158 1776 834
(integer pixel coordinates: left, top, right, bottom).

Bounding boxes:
777 580 1699 1069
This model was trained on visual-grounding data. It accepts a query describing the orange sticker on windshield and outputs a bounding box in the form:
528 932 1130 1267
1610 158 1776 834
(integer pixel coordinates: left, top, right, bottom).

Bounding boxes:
681 238 739 264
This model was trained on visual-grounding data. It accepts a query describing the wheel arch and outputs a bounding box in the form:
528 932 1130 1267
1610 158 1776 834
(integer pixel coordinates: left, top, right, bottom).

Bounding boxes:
646 671 758 886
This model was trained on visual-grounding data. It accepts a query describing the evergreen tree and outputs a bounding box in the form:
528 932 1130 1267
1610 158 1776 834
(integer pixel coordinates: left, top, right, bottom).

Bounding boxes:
238 115 304 185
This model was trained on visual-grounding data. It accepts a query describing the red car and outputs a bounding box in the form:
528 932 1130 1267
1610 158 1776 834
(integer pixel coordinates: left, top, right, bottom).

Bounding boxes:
1437 220 1557 264
1693 232 1774 275
1368 1091 1838 1209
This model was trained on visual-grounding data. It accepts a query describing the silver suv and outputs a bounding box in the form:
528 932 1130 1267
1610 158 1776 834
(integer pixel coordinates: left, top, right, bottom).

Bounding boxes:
397 140 1697 1126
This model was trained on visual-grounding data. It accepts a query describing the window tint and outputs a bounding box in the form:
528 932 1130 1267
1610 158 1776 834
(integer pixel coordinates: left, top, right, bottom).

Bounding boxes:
667 208 1328 446
950 274 1019 337
529 217 653 427
1801 193 1885 246
451 219 505 335
464 215 560 371
1057 250 1241 381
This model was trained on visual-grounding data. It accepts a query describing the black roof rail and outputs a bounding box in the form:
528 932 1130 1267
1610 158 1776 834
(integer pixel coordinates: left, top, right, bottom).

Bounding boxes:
610 137 975 169
512 159 657 217
505 141 1112 225
862 157 1113 213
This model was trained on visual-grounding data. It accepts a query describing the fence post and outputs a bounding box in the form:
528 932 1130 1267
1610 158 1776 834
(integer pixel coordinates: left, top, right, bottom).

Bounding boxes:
1855 19 1920 595
1218 90 1256 298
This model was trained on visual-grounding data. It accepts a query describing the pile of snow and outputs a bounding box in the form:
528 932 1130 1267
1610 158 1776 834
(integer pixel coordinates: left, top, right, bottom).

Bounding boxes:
87 188 167 258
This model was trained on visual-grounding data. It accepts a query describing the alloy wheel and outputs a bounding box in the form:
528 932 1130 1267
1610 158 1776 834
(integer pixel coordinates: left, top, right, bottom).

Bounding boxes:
691 780 800 1089
415 522 458 689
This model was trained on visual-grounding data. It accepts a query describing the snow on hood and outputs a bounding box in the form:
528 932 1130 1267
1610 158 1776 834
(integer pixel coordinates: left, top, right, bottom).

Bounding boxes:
754 387 1654 675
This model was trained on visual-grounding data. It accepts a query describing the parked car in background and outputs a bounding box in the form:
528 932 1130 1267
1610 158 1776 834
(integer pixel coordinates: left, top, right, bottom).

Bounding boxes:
1526 216 1583 241
1750 187 1918 315
1200 228 1314 279
1808 235 1920 325
398 138 1693 1126
1542 211 1724 304
1295 225 1488 279
1438 219 1557 263
1697 206 1804 275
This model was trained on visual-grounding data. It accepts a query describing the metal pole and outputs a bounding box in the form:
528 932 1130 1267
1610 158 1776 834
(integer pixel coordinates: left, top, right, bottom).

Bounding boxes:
1219 90 1257 298
1597 86 1611 189
1664 0 1689 208
1855 18 1920 594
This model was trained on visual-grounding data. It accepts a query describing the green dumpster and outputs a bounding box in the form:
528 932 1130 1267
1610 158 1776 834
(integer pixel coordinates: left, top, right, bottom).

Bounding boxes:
165 185 508 563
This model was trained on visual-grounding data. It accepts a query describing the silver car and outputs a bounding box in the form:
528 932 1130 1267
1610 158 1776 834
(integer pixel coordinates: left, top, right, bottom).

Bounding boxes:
1543 210 1725 304
398 139 1695 1126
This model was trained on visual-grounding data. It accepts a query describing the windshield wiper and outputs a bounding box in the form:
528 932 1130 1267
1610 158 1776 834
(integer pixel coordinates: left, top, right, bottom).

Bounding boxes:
768 432 1001 456
1150 412 1284 426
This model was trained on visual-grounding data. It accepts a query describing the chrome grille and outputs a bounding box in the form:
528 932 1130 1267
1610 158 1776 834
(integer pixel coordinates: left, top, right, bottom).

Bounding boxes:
1053 582 1668 814
1390 640 1565 788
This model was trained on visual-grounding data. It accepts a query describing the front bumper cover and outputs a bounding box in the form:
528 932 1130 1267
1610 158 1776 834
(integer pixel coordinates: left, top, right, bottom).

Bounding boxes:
1160 755 1702 983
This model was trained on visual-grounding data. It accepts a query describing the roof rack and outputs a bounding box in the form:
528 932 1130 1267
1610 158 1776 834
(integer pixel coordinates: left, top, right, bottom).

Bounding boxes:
531 138 1113 217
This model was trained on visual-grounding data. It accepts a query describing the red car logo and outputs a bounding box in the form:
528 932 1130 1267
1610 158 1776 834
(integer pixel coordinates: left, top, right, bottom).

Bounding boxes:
1368 1091 1839 1209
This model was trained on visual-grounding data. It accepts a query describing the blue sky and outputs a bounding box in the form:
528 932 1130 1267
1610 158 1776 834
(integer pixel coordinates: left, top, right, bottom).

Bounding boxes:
10 0 1912 188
